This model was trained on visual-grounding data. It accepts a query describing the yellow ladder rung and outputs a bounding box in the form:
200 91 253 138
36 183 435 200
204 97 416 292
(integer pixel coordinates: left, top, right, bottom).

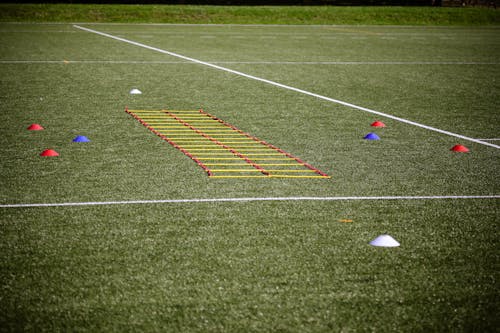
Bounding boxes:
211 169 263 172
247 158 295 160
194 128 234 131
153 127 189 129
131 114 167 116
173 114 212 118
215 141 260 144
255 163 304 166
143 121 181 123
166 134 204 136
168 110 203 113
194 131 235 133
171 113 209 116
226 144 264 146
205 134 248 136
205 163 254 166
187 149 232 151
266 169 317 173
173 140 214 143
135 114 170 116
241 153 284 156
157 129 198 131
236 149 277 152
194 153 236 156
220 146 268 149
206 137 249 139
128 111 166 113
180 120 220 122
179 145 226 148
145 124 183 126
198 158 248 160
268 175 331 178
209 175 270 178
169 135 208 142
151 124 186 126
168 113 205 116
167 113 206 115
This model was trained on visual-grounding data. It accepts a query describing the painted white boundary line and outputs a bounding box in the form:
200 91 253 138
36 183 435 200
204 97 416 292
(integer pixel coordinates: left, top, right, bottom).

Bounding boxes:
69 23 500 29
1 60 498 65
476 138 500 141
1 195 499 208
212 61 500 65
73 24 500 150
0 60 190 64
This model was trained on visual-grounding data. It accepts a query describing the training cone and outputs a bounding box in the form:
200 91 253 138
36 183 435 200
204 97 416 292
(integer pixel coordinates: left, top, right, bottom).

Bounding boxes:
27 123 44 131
364 133 380 140
129 88 142 95
73 135 90 142
370 234 400 247
40 149 59 157
450 144 469 153
371 121 386 128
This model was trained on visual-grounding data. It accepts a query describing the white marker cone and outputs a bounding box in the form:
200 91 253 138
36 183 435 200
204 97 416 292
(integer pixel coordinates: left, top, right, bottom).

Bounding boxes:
129 88 142 95
370 234 400 247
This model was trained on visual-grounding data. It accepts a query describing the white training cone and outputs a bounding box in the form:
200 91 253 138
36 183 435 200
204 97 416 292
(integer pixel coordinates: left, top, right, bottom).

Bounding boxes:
129 88 142 95
370 234 400 247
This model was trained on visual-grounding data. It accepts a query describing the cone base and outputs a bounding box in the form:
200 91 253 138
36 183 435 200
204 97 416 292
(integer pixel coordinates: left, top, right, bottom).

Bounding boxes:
73 135 90 142
451 145 469 153
28 124 44 131
370 234 400 247
370 121 386 128
40 149 59 157
364 133 380 140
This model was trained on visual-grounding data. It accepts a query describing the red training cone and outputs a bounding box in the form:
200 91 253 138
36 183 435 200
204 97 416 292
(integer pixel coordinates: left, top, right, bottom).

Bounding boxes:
40 149 59 157
27 124 44 131
450 145 469 153
370 121 386 128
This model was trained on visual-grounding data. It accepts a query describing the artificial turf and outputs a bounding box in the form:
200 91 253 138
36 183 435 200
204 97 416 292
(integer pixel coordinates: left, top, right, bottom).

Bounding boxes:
0 21 498 332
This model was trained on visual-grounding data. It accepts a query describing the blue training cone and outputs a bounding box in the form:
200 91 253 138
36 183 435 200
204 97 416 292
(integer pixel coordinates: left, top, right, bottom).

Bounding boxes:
73 135 90 143
364 132 380 140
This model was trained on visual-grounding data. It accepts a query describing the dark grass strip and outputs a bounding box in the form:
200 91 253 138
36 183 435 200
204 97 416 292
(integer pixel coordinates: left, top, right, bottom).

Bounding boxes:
0 4 499 25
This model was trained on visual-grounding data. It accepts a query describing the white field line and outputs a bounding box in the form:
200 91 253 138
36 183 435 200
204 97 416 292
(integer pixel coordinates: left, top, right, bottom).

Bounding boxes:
0 60 498 65
0 60 191 64
212 61 500 65
1 195 499 208
68 23 500 29
476 138 500 141
73 24 500 150
0 30 78 33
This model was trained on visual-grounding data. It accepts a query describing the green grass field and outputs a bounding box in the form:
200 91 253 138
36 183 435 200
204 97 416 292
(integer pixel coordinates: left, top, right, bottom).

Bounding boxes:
1 4 500 25
0 9 499 332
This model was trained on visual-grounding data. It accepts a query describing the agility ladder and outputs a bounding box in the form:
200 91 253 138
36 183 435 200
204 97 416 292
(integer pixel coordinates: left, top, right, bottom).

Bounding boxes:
126 108 330 179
